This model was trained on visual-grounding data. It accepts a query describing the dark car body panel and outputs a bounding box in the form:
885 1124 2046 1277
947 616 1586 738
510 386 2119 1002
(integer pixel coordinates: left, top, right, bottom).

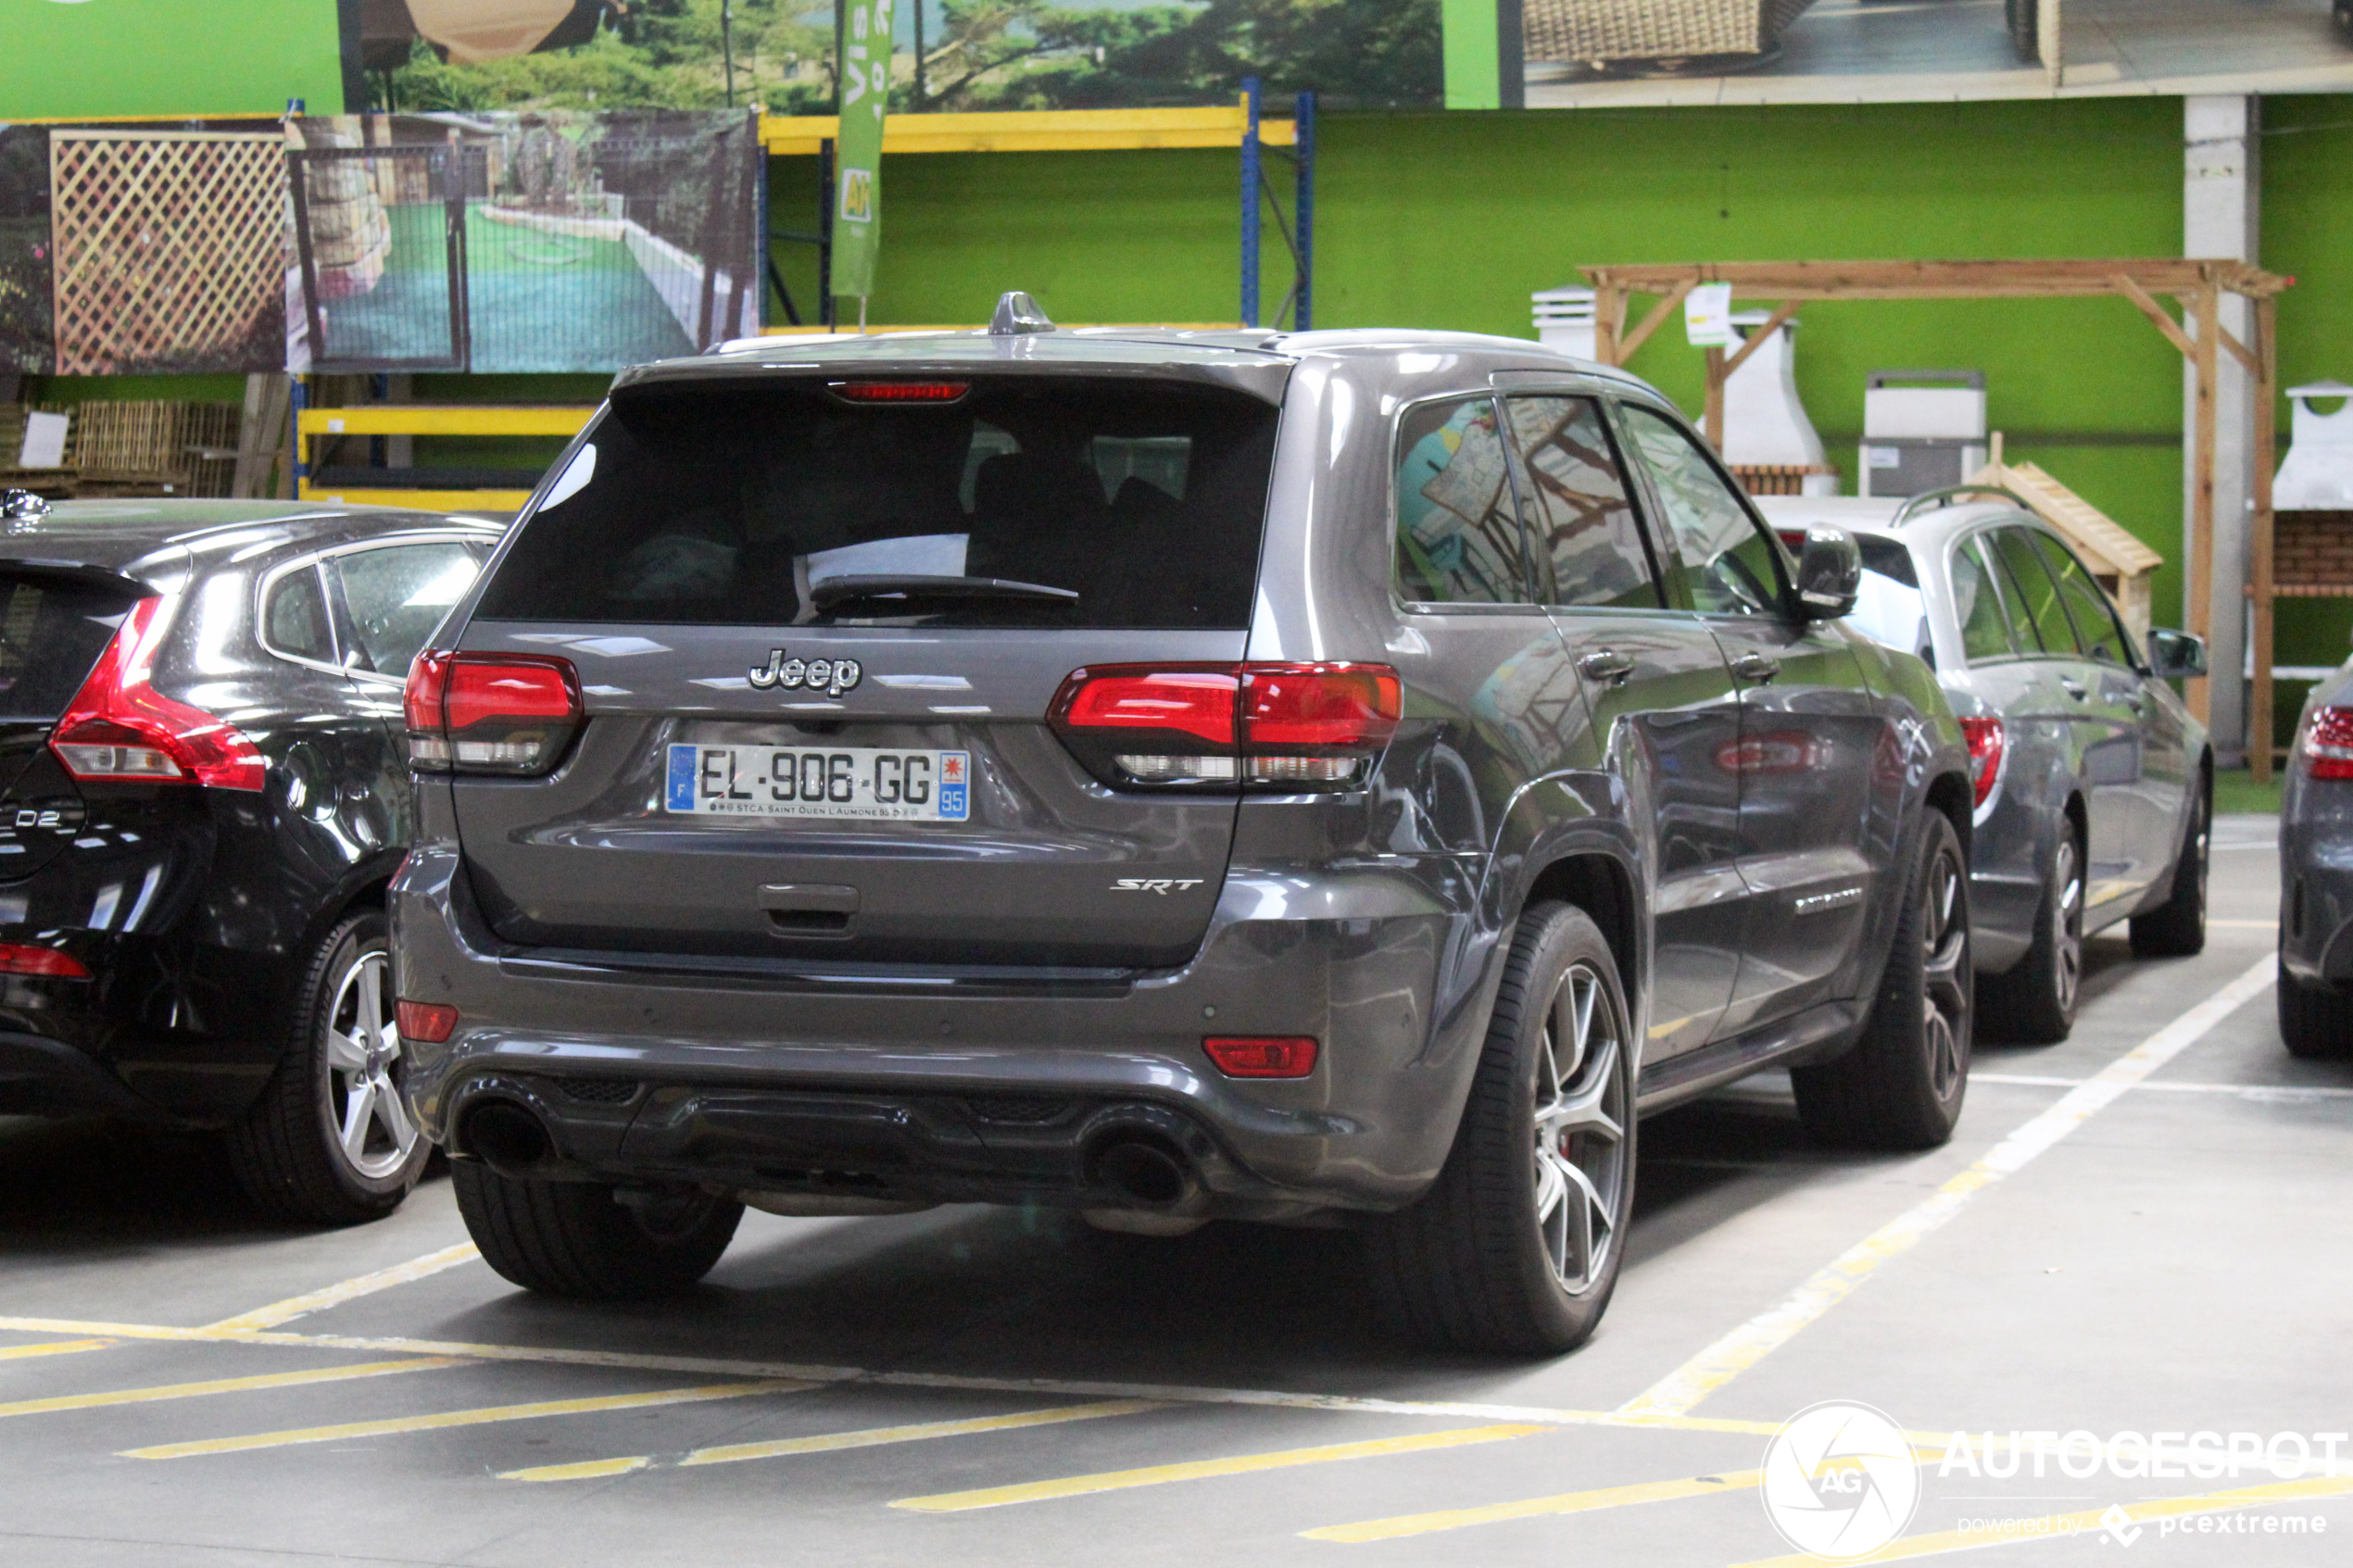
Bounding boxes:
2283 663 2353 983
394 330 1972 1216
0 502 501 1123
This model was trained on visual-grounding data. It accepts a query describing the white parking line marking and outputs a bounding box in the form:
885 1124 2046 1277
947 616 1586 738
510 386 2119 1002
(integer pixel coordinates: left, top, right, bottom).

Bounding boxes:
1973 1073 2353 1100
1618 955 2278 1419
202 1243 482 1333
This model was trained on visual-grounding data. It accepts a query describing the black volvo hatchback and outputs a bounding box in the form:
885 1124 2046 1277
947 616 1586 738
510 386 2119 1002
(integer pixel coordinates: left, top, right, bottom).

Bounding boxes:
0 492 499 1223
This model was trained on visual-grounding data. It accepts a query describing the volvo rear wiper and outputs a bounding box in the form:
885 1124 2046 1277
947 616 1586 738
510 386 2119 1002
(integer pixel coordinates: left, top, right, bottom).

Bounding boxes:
809 574 1080 614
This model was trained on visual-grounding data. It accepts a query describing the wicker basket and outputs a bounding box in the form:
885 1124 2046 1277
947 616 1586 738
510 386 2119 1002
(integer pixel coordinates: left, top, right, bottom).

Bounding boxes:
1524 0 1819 64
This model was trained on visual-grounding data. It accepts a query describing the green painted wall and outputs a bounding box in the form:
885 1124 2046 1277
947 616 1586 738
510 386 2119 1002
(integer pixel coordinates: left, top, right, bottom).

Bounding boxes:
2 0 344 119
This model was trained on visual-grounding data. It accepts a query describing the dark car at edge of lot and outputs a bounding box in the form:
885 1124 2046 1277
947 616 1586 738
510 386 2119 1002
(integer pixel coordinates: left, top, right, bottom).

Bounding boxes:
389 314 1977 1354
0 493 500 1223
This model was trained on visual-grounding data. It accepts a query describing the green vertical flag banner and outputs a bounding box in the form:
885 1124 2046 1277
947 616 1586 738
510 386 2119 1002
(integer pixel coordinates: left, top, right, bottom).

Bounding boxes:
833 0 892 303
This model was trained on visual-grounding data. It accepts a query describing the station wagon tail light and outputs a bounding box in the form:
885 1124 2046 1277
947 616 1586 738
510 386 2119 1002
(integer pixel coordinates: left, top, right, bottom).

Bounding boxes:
405 651 583 776
1957 716 2005 807
2300 706 2353 780
1204 1035 1318 1078
1049 662 1401 791
50 596 268 792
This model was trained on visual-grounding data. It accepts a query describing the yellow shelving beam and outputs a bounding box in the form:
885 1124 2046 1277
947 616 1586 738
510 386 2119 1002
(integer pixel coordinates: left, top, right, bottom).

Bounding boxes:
759 101 1294 157
296 406 595 438
296 483 535 511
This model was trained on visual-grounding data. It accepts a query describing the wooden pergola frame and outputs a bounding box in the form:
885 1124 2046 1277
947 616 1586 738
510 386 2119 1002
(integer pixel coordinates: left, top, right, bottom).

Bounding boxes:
1583 260 2296 780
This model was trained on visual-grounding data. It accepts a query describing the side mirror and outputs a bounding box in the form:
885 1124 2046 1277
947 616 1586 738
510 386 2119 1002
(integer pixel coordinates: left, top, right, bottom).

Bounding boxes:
2146 627 2207 680
1793 528 1861 620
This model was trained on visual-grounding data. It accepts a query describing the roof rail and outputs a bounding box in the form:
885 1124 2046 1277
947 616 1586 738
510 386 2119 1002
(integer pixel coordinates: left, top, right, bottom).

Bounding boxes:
1890 483 2031 526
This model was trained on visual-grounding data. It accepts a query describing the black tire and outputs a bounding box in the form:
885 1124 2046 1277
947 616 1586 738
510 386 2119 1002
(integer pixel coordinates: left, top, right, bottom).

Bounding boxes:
2130 778 2208 958
1979 822 2082 1045
2278 961 2353 1059
1793 812 1971 1150
225 909 428 1224
453 1161 743 1298
1366 901 1635 1356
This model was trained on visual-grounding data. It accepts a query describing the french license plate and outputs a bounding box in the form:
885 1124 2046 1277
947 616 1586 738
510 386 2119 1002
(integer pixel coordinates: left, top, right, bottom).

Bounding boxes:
664 744 969 822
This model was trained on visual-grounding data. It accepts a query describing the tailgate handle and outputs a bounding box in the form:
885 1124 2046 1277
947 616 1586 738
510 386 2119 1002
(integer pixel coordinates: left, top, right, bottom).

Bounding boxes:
761 884 859 936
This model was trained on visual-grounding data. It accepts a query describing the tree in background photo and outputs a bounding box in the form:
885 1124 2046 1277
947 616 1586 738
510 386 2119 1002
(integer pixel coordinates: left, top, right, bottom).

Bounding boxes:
362 0 1439 114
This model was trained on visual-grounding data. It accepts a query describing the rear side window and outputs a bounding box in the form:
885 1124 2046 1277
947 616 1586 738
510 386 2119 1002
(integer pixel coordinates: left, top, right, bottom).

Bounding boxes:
332 542 483 675
263 567 335 664
1953 537 2019 663
1395 396 1529 606
1987 527 2077 655
1501 395 1660 609
0 572 140 721
473 378 1280 629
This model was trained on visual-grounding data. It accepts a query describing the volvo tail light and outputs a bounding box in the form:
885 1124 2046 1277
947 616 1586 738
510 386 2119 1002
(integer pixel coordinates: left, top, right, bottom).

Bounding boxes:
0 944 89 978
1958 716 2006 808
405 651 582 775
2300 707 2353 780
1049 662 1401 790
50 596 267 791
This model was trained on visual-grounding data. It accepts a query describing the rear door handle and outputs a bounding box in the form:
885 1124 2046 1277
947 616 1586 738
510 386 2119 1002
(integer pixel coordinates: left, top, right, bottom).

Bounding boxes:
1731 652 1780 684
1578 648 1634 686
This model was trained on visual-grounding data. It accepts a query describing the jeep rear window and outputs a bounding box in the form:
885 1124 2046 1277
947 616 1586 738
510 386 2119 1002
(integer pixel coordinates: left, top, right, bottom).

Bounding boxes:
472 378 1279 628
0 571 142 722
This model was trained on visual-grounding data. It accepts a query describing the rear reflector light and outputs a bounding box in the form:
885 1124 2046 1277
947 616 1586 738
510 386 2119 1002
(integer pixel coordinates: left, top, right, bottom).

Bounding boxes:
1958 716 2006 807
830 380 970 403
0 944 89 978
2302 706 2353 780
50 596 267 791
396 999 459 1043
405 651 582 775
1050 662 1402 791
1203 1035 1318 1078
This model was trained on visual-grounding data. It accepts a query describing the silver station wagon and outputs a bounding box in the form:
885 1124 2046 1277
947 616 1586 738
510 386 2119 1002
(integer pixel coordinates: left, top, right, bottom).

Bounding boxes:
390 303 1975 1355
1761 492 2211 1044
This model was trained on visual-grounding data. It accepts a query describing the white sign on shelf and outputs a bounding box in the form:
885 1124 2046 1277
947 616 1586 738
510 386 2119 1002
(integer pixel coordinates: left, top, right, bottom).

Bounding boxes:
1683 283 1736 348
18 411 68 470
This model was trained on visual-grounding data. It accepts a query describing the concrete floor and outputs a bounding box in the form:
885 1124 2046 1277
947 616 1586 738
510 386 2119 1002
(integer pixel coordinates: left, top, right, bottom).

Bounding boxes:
0 817 2346 1565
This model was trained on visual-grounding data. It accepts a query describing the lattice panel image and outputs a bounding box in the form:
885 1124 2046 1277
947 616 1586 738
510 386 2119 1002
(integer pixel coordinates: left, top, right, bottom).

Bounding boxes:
49 131 286 375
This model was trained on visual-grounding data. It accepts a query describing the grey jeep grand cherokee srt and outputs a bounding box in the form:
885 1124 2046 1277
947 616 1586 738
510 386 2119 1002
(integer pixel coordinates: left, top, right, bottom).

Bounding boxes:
392 309 1975 1353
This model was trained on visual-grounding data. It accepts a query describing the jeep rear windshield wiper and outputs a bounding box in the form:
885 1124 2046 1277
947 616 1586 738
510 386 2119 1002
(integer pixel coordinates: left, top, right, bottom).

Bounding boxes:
808 574 1081 615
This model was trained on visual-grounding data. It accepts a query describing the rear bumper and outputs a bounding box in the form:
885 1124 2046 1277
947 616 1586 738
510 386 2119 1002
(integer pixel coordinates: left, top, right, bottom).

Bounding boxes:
0 1028 161 1119
390 845 1493 1215
2282 800 2353 984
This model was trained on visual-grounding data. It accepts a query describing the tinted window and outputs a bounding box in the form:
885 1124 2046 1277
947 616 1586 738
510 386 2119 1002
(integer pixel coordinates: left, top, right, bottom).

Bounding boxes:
1618 405 1784 615
1954 537 2018 663
1501 395 1659 609
1988 527 2076 655
0 572 140 721
333 543 482 675
2033 532 2132 665
475 379 1280 629
263 566 334 663
1395 396 1529 606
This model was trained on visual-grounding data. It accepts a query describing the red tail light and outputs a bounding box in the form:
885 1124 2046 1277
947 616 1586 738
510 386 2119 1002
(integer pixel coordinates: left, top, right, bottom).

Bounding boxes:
1204 1035 1318 1078
0 944 89 978
405 651 582 775
2300 706 2353 780
1958 716 2006 808
396 998 459 1043
1049 662 1401 790
830 381 970 403
50 596 267 791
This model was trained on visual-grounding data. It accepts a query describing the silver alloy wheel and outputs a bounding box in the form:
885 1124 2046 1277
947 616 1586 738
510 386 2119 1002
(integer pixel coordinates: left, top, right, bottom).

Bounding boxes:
1921 846 1970 1100
2053 835 2083 1014
1532 960 1630 1297
323 950 418 1181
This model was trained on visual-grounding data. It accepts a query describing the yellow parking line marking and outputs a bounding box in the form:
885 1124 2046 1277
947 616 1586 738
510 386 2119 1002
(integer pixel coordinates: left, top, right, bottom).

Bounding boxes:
501 1399 1164 1483
890 1424 1549 1512
0 1338 115 1361
121 1379 812 1460
0 1358 465 1420
1619 956 2277 1420
1303 1467 1767 1542
203 1243 481 1333
1724 1473 2353 1565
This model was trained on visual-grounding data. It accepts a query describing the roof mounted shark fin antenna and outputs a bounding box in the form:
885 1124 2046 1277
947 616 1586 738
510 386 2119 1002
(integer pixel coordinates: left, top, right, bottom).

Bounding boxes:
989 292 1056 336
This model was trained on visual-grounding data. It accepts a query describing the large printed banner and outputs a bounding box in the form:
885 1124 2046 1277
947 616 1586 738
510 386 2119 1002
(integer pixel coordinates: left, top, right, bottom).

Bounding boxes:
285 110 761 373
1478 0 2353 110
